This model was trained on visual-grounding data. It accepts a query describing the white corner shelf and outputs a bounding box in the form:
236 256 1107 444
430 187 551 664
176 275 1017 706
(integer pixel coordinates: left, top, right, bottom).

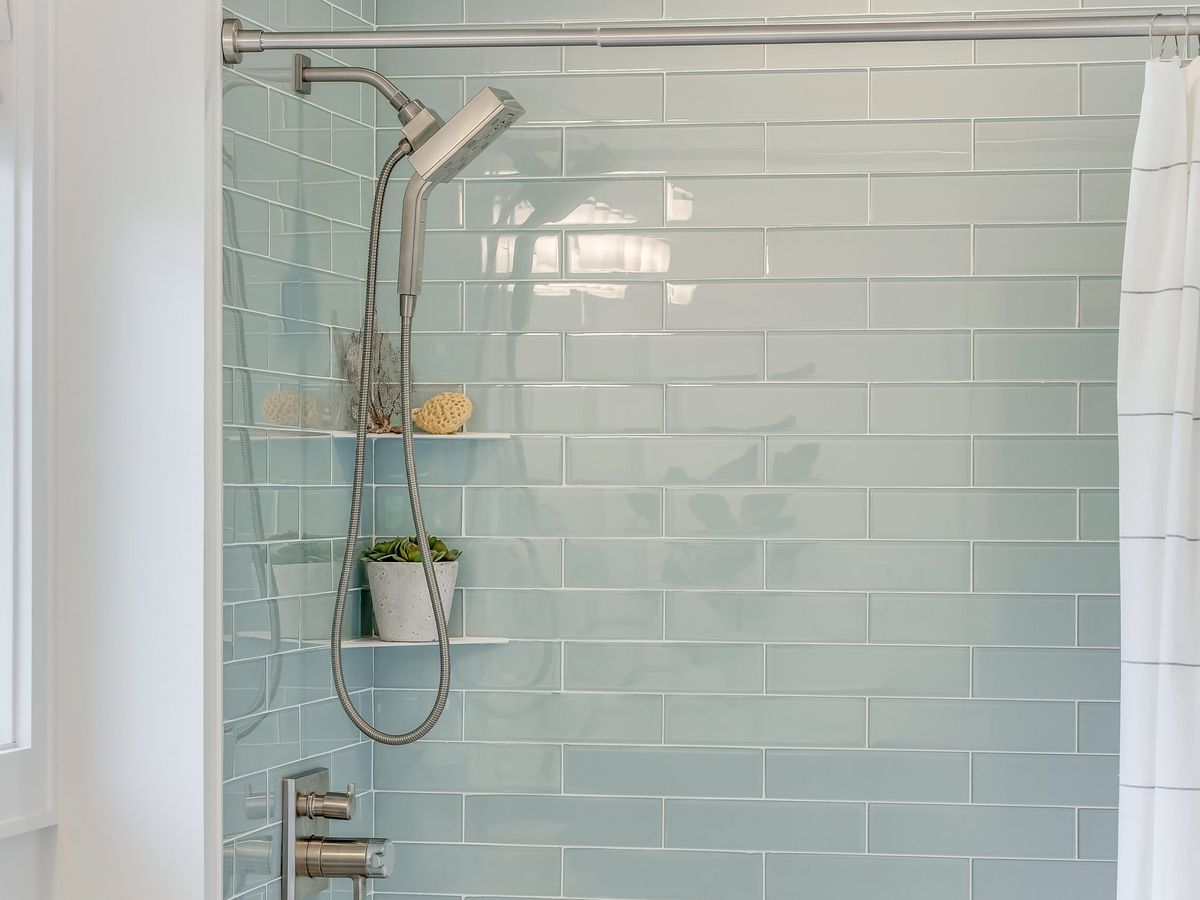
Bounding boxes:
343 636 510 649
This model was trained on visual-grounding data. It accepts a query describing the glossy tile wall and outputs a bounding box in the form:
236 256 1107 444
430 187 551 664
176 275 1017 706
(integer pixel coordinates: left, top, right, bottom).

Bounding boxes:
222 1 380 897
225 0 1136 897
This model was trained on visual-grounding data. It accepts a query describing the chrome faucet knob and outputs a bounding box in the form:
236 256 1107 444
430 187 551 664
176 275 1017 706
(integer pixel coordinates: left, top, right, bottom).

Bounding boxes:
298 783 357 821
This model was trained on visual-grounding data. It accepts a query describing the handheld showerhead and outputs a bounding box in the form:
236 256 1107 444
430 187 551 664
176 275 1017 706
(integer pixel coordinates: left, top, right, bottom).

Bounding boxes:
410 87 524 183
398 88 525 300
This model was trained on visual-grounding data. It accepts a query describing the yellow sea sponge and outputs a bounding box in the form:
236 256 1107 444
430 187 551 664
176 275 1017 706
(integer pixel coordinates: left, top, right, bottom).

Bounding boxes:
261 390 324 427
412 391 474 435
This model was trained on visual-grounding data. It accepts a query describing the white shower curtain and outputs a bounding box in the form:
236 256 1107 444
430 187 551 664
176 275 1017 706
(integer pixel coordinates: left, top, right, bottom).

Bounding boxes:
1118 59 1200 898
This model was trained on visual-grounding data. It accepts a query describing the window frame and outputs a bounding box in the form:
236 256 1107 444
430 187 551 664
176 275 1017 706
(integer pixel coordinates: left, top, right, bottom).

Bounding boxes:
0 0 52 839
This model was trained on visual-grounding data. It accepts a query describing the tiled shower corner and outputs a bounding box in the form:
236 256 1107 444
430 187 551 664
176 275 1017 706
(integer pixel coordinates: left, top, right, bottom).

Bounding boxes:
223 0 1136 898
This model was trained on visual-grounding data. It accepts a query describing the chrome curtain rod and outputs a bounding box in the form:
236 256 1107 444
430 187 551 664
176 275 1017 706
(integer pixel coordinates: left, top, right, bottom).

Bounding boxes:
223 13 1200 63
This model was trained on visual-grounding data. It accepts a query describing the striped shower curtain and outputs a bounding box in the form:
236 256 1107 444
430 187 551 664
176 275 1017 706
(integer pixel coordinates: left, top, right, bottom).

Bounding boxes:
1117 59 1200 898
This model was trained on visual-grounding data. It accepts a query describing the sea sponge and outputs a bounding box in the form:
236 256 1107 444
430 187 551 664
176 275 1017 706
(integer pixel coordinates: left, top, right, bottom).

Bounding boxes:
261 390 324 428
412 392 474 435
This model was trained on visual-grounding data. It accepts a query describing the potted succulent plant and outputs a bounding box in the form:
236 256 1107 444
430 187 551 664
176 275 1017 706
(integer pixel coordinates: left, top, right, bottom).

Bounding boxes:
362 535 462 642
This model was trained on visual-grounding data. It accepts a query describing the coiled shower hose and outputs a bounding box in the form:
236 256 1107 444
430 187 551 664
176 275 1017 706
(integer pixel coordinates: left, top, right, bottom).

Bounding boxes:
330 142 451 744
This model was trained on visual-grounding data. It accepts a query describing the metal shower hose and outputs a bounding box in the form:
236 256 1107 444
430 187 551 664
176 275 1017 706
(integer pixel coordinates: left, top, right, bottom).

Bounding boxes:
330 142 451 744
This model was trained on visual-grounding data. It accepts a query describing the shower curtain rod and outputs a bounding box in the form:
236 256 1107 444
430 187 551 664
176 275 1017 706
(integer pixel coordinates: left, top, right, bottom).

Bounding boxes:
223 12 1200 63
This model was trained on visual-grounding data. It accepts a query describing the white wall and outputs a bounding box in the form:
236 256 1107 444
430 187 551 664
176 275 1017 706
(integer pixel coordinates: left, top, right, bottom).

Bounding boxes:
0 0 222 897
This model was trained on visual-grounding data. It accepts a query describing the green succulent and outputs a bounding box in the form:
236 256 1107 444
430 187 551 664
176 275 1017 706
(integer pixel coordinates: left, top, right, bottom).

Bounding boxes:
363 535 462 564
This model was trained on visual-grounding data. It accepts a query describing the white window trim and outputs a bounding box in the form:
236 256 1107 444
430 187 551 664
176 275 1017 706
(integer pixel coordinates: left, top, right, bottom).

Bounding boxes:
0 0 53 839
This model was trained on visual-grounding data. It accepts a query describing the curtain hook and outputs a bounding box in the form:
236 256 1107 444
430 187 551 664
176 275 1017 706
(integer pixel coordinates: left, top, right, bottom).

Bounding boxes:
1150 12 1169 59
1185 7 1193 60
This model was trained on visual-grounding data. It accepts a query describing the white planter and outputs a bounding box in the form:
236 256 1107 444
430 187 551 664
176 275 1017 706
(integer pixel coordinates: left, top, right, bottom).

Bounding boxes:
365 560 457 642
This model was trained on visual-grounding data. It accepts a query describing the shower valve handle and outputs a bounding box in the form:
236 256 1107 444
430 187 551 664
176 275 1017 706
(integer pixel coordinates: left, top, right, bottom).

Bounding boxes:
297 783 357 821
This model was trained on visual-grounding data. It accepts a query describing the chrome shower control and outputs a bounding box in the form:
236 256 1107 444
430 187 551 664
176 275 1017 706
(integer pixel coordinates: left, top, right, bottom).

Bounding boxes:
283 769 393 900
297 782 357 821
297 836 394 880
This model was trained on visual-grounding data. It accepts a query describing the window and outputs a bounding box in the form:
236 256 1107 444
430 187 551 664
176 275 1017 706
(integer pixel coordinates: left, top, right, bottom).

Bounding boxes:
0 0 51 838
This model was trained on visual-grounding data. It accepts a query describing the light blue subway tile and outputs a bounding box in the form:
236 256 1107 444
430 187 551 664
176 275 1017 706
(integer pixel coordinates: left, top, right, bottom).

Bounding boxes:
567 435 762 485
974 436 1116 487
973 860 1116 900
377 44 562 77
975 30 1143 65
666 280 867 330
869 803 1076 858
974 330 1117 381
666 799 864 852
769 436 971 487
223 71 269 139
568 229 764 279
975 116 1137 170
380 844 561 896
871 65 1078 118
410 230 561 280
872 172 1078 224
465 691 664 743
466 178 665 229
768 331 970 381
870 698 1076 751
976 224 1125 276
667 176 867 227
768 34 971 69
1082 170 1130 222
567 124 766 176
569 37 764 74
468 385 664 434
766 854 968 900
467 0 661 21
667 0 863 14
565 642 763 693
972 753 1117 806
566 333 764 382
374 690 462 740
667 384 867 434
565 538 763 590
1081 383 1116 435
871 384 1077 435
270 206 333 270
376 435 564 486
666 591 867 642
767 749 969 802
466 281 664 333
1078 595 1120 648
665 695 865 748
767 541 970 592
300 485 370 539
466 794 663 847
564 848 763 900
269 648 332 709
870 489 1077 540
1080 489 1117 540
467 589 663 639
1079 808 1118 861
373 485 462 537
375 741 562 793
374 792 462 843
377 639 560 690
437 126 563 178
225 486 299 542
973 542 1119 594
666 488 866 539
870 277 1077 328
1080 278 1121 327
223 192 270 255
267 434 332 485
870 593 1076 646
299 695 367 758
974 648 1119 701
768 226 971 277
374 0 462 23
1079 702 1119 753
564 745 762 798
412 333 563 383
1082 62 1143 115
268 91 332 163
768 120 972 173
232 708 301 776
223 772 268 840
455 536 563 588
465 486 662 537
225 658 269 721
667 71 868 122
768 644 970 697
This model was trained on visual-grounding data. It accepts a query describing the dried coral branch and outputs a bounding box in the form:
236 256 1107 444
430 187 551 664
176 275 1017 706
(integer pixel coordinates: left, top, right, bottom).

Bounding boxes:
334 324 406 433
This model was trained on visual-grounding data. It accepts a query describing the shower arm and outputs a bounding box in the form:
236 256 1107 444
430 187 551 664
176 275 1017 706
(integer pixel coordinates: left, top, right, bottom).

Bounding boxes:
293 56 444 141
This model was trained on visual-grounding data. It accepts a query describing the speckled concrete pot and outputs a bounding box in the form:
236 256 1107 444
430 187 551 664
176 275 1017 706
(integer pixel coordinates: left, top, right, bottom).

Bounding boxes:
365 560 457 642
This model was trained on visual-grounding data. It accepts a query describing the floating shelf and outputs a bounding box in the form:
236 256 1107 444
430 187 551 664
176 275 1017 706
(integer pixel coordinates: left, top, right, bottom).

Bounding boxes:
343 636 509 649
329 431 512 440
